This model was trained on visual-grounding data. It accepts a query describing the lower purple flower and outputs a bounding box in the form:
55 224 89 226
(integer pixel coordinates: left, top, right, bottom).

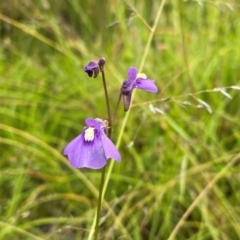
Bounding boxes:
64 118 121 169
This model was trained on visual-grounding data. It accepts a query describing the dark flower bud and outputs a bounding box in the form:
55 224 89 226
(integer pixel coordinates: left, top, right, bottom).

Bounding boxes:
84 60 99 78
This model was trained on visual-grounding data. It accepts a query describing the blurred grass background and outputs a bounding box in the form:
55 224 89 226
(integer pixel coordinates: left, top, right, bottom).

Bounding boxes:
1 0 240 239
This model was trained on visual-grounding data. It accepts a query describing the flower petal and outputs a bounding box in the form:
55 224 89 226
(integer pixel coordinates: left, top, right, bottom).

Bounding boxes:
64 134 82 155
127 67 138 82
135 78 158 92
84 61 99 78
101 134 121 162
64 134 107 169
121 80 133 94
122 92 132 111
85 118 103 128
84 60 99 71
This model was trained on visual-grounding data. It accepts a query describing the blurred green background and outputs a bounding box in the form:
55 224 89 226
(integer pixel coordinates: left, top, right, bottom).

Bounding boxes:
1 0 240 239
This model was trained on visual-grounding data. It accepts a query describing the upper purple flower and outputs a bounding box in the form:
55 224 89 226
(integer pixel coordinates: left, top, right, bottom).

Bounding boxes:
121 67 158 111
84 60 99 78
64 118 121 169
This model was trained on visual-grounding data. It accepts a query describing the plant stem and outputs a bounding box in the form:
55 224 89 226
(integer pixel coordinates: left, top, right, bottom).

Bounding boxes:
94 166 106 240
103 0 167 204
94 67 112 240
178 0 195 92
112 92 122 122
101 70 112 131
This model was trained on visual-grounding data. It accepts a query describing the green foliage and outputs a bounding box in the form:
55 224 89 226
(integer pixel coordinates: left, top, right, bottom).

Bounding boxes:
1 0 240 239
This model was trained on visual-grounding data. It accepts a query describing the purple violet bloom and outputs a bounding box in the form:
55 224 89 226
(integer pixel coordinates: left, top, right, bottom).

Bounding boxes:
84 60 99 78
64 118 121 169
121 67 158 111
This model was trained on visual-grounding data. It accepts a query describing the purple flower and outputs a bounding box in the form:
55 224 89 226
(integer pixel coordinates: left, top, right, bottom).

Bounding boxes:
84 60 99 78
64 118 121 169
121 67 158 111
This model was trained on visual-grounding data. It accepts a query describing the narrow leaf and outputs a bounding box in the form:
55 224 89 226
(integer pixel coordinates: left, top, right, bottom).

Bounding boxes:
214 88 232 99
148 104 156 114
196 98 212 114
154 108 165 115
220 89 232 99
231 86 240 90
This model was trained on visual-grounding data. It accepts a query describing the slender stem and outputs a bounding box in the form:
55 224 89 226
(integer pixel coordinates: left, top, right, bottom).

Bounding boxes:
178 0 195 92
112 92 122 122
103 0 166 203
94 166 106 240
94 68 112 240
101 70 112 130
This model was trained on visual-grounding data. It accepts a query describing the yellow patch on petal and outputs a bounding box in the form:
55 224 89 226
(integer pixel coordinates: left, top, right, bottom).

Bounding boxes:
84 127 95 141
136 73 147 79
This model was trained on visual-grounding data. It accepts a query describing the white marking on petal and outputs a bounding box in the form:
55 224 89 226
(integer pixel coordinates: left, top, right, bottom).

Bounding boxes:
136 73 147 79
84 127 95 141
